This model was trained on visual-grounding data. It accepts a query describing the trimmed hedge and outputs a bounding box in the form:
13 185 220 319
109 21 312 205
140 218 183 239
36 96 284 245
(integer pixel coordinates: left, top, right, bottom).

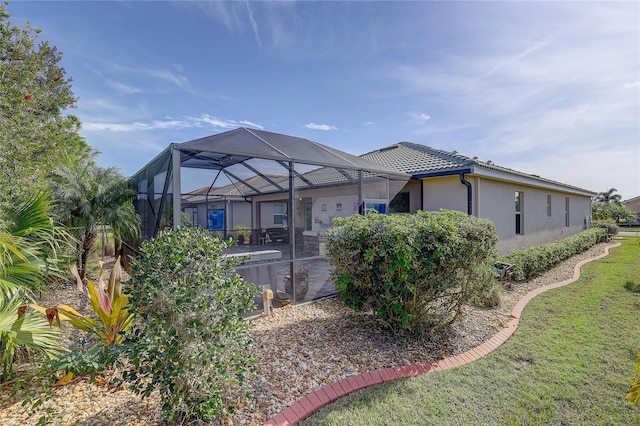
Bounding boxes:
498 227 608 282
326 210 497 332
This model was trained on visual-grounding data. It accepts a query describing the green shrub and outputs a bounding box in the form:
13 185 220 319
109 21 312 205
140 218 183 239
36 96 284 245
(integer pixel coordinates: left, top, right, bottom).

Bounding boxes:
593 220 619 236
499 228 607 281
125 227 258 424
473 282 503 308
326 210 498 332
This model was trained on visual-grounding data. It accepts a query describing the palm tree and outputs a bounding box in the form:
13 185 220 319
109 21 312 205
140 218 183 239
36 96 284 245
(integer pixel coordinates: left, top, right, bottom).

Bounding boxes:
0 192 67 381
595 188 622 205
0 192 67 297
49 154 140 279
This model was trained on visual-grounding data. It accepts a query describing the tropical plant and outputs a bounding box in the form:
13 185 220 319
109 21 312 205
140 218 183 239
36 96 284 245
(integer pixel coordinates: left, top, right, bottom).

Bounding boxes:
125 226 258 424
0 192 69 297
49 153 140 279
231 224 251 244
592 203 636 223
592 188 636 224
595 188 622 205
0 290 64 382
26 256 134 347
0 192 69 382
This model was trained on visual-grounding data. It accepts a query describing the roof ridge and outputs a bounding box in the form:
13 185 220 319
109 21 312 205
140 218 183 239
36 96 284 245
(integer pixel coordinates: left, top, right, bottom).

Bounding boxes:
396 142 477 166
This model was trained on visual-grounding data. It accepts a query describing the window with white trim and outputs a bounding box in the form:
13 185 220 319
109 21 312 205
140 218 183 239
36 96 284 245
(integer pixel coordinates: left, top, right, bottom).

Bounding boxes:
273 204 284 225
515 191 524 235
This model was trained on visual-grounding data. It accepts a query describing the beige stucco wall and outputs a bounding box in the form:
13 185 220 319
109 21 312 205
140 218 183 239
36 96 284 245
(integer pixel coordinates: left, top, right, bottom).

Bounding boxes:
422 176 469 213
194 200 252 230
471 177 591 254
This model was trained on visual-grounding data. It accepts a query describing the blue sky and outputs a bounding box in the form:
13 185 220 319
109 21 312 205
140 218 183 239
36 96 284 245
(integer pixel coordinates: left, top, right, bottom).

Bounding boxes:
9 1 640 198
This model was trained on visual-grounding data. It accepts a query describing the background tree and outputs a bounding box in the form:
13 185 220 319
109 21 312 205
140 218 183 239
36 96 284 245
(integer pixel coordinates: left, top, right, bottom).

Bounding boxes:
592 188 635 223
595 188 622 205
49 153 140 279
0 2 90 204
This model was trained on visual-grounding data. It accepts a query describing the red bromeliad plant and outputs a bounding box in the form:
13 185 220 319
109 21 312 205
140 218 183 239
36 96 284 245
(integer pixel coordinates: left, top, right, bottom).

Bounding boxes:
26 256 135 345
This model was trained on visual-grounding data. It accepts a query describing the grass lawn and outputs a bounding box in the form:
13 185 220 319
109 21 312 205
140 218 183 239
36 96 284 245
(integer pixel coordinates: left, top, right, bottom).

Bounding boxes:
620 225 640 232
303 237 640 425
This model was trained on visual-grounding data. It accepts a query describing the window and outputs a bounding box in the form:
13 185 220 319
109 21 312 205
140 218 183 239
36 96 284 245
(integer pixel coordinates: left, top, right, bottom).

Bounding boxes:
273 204 284 225
360 201 387 215
547 195 552 217
208 209 224 230
515 192 524 235
184 207 198 226
389 192 410 213
565 197 570 227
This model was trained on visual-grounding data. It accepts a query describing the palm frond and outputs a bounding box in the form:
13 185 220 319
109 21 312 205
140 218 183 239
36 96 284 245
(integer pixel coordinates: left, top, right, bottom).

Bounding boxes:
0 292 66 379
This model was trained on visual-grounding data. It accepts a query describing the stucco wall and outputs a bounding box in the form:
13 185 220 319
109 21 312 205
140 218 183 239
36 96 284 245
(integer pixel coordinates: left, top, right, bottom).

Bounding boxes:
193 200 252 230
475 178 592 254
420 175 593 254
422 176 468 213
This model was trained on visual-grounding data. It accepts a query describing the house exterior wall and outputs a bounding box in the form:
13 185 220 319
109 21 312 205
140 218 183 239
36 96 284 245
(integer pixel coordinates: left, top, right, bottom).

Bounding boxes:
422 176 468 213
476 179 590 253
253 184 361 231
622 196 640 215
420 175 593 255
191 200 252 231
402 179 423 213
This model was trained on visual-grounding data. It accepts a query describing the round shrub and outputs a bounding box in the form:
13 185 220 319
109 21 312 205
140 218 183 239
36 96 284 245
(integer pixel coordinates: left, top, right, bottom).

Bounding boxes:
326 210 498 332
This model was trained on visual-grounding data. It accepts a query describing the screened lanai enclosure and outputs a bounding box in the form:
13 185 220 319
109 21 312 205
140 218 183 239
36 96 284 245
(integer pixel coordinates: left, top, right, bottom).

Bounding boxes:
129 127 410 313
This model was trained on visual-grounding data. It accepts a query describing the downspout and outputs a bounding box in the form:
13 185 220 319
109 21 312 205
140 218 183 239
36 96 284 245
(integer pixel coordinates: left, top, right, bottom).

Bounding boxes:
460 173 472 215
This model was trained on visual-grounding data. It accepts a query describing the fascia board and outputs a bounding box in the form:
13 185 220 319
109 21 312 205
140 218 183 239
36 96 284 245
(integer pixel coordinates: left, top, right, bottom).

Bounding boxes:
471 166 597 197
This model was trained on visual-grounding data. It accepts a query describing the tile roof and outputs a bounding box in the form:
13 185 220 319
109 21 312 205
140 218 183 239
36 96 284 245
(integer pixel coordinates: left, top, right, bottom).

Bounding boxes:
361 142 475 174
363 142 595 195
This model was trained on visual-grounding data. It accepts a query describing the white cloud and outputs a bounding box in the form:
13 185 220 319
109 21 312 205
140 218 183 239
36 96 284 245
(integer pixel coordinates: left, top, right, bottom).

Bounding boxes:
83 114 262 133
83 118 191 132
244 1 262 48
304 123 338 131
142 68 190 91
238 120 264 129
410 113 431 124
103 62 191 92
191 114 263 130
482 38 551 78
107 80 142 95
363 121 374 126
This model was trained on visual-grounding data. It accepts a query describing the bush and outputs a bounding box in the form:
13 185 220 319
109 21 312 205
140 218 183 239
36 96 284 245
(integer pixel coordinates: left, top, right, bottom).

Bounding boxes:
125 227 258 424
326 210 498 332
593 220 619 236
473 282 503 308
498 228 607 281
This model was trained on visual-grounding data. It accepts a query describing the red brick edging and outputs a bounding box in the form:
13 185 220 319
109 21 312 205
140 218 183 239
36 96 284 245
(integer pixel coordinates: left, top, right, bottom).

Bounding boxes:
263 243 620 426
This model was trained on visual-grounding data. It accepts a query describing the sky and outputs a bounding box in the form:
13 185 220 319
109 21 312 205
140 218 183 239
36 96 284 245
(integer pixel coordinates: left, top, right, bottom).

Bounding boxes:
8 1 640 198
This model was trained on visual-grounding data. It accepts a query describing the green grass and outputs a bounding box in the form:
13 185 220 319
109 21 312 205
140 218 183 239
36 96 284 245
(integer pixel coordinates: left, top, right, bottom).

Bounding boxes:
303 237 640 425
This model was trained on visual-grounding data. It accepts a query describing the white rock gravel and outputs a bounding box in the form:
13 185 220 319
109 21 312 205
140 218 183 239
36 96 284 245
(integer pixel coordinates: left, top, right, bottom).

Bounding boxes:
0 243 612 425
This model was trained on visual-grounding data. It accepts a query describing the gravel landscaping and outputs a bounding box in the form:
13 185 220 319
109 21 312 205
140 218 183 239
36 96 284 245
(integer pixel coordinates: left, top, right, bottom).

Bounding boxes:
0 242 612 425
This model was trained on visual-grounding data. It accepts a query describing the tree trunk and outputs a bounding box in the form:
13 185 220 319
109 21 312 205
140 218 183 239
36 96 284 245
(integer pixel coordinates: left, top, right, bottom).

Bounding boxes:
79 229 96 280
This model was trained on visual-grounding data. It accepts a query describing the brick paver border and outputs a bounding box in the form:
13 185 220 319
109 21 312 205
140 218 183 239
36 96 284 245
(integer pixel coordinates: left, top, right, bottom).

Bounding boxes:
263 243 620 426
